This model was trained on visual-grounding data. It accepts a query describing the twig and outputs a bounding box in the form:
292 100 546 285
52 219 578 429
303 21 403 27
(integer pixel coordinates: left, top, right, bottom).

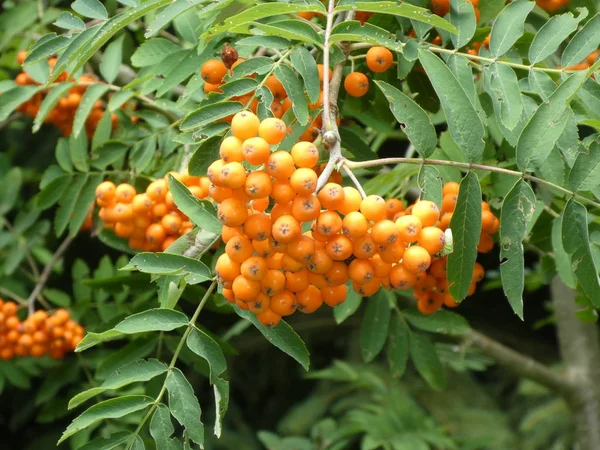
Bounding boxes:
179 144 192 173
344 157 600 209
0 287 27 305
458 328 573 395
26 235 74 316
342 164 366 198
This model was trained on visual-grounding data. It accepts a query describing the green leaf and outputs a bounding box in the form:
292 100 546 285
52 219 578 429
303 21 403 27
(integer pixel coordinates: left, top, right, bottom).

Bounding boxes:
77 432 133 450
485 63 523 131
54 12 86 31
187 327 227 383
213 377 229 438
374 81 436 158
114 308 189 334
291 47 320 104
404 307 470 335
205 1 326 36
516 71 587 171
186 138 222 178
99 35 124 84
145 0 204 37
68 131 89 172
360 290 392 363
167 176 222 235
418 50 484 162
0 168 22 215
448 172 482 301
55 174 88 236
228 57 274 81
450 0 476 49
150 404 179 450
72 84 110 138
489 0 535 58
409 333 446 391
333 288 362 324
529 9 587 64
181 101 243 132
69 173 101 236
552 216 576 289
562 199 600 307
165 368 204 446
24 36 71 66
562 14 600 68
387 314 410 378
568 141 600 192
69 359 168 409
334 1 457 33
36 174 71 210
58 396 153 444
75 329 124 352
235 308 310 370
44 289 71 307
339 128 378 162
131 38 181 67
237 35 291 49
50 0 172 83
275 65 309 126
71 0 108 20
121 253 212 284
330 21 404 52
499 180 536 319
418 166 443 207
33 83 75 133
0 86 41 121
246 20 323 47
130 135 157 172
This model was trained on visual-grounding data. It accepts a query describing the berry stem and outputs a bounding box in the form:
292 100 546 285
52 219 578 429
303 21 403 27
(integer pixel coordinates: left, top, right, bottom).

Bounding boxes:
342 163 367 199
344 157 600 209
25 234 74 316
126 279 218 449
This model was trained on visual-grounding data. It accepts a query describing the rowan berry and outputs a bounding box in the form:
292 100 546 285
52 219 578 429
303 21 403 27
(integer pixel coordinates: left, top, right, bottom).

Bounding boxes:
264 75 286 99
146 179 168 202
258 117 287 145
261 270 286 296
242 137 271 165
272 214 302 244
417 293 444 315
217 198 248 227
240 256 268 281
282 253 305 272
389 264 417 289
209 184 233 203
266 151 295 179
477 232 494 253
257 309 282 327
244 171 272 199
290 168 318 195
324 261 349 285
226 235 254 263
325 235 354 261
322 284 348 307
296 285 322 313
417 226 446 255
473 262 485 282
403 245 432 274
231 111 260 141
371 220 400 246
232 275 261 302
353 233 377 259
395 214 422 243
244 213 272 241
318 183 345 210
270 290 297 316
412 200 440 227
378 241 405 264
443 181 459 196
271 202 293 221
360 195 387 222
95 181 116 204
366 47 394 73
287 235 316 263
353 277 381 297
291 195 321 222
271 180 296 204
201 59 227 84
344 72 370 97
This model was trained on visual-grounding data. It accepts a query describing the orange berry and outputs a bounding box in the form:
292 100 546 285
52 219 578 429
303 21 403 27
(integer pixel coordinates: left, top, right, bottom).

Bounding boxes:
348 259 375 285
429 258 447 279
389 263 417 289
337 186 362 214
218 162 246 189
249 293 270 315
231 111 260 140
240 256 268 281
204 82 222 94
270 290 297 316
342 211 369 238
417 293 443 315
146 223 166 245
439 212 453 231
296 285 322 313
378 241 405 264
287 235 316 263
473 262 485 283
477 232 494 253
257 309 282 327
261 270 286 297
241 137 271 165
403 245 431 274
95 181 116 203
417 226 446 255
385 198 404 218
222 225 243 243
306 249 333 274
285 269 309 293
252 196 270 212
219 136 244 162
216 254 241 282
441 194 457 213
258 118 287 145
431 0 450 16
290 167 318 195
443 182 459 196
244 171 272 199
217 198 248 227
412 200 440 227
114 221 135 238
370 254 393 278
282 253 305 272
244 213 272 241
271 180 296 204
308 272 329 289
271 202 293 221
201 59 227 84
209 184 233 203
322 284 348 307
395 214 422 243
481 210 497 234
226 235 254 263
232 275 261 302
115 184 136 203
264 75 286 99
371 220 399 246
290 141 319 168
316 211 343 237
146 179 168 202
344 72 369 97
252 238 276 258
324 261 349 285
272 215 301 244
317 64 333 82
318 183 345 210
353 233 377 259
366 46 393 73
360 195 386 222
266 151 295 179
325 235 354 261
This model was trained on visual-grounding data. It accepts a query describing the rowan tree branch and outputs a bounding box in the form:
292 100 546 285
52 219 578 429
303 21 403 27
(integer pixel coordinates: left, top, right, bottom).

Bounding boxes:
26 235 74 315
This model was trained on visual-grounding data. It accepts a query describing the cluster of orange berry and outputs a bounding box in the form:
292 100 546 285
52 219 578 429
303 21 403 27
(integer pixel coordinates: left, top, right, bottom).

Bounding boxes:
0 299 83 360
344 46 394 98
200 47 332 143
14 51 117 137
95 176 205 252
536 0 568 13
431 0 481 22
208 110 498 326
408 182 498 314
